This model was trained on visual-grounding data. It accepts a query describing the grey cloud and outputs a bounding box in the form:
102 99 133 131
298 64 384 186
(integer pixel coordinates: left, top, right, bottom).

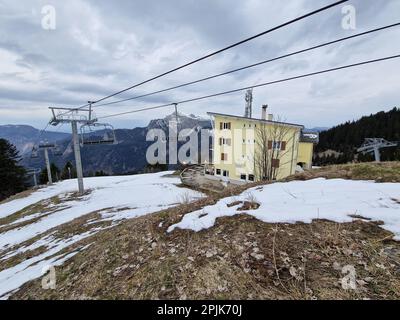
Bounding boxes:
0 0 399 130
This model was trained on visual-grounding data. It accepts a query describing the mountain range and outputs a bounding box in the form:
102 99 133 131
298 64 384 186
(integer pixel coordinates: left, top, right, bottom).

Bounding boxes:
0 125 70 156
0 113 212 175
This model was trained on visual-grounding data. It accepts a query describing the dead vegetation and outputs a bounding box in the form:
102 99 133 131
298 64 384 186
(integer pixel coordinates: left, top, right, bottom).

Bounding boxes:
11 212 400 300
7 162 400 300
288 162 400 183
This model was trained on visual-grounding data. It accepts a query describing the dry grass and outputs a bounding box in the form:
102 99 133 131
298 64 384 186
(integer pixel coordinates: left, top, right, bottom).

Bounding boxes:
288 162 400 183
7 162 400 300
0 188 37 206
11 212 400 300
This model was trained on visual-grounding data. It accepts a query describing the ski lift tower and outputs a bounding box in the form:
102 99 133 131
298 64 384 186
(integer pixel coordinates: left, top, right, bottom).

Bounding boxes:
49 103 117 195
38 141 56 184
26 168 41 188
49 104 95 195
31 141 62 184
357 138 398 162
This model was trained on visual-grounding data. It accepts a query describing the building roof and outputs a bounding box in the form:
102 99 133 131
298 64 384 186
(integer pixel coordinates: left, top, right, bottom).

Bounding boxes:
207 112 304 129
300 131 320 144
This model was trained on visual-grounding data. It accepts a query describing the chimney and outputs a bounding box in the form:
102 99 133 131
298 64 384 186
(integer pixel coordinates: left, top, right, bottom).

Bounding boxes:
261 105 268 120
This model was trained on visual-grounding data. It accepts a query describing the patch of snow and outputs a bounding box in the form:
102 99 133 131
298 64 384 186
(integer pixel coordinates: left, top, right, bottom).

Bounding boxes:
0 172 203 250
0 171 204 298
295 165 304 172
168 178 400 240
0 230 97 298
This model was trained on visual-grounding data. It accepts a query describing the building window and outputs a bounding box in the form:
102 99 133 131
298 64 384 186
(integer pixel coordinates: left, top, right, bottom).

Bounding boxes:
216 169 221 175
272 159 280 168
223 170 229 177
268 140 287 151
240 174 246 180
220 122 231 130
248 174 255 181
221 153 228 161
219 138 232 146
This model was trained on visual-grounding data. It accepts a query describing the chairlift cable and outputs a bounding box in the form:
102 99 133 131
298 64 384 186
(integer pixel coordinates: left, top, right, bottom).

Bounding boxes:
97 53 400 120
92 22 400 109
57 0 348 114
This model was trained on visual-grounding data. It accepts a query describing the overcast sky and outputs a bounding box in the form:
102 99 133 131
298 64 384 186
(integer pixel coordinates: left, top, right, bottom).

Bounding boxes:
0 0 399 131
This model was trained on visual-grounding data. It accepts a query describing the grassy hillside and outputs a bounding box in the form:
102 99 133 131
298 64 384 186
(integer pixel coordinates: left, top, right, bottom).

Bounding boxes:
9 162 400 300
288 162 400 182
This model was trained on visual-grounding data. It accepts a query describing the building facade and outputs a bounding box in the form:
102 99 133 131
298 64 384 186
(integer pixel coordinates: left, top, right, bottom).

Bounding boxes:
208 111 316 182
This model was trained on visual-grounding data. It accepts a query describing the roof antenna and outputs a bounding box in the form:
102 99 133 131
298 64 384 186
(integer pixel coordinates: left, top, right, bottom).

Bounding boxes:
244 89 253 118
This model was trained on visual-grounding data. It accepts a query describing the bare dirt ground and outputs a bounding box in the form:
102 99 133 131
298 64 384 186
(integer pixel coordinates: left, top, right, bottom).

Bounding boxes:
9 162 400 300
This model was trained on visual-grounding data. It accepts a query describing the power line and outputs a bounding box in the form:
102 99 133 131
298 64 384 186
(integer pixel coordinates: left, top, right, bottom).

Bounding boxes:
97 53 400 120
94 22 400 108
63 0 348 112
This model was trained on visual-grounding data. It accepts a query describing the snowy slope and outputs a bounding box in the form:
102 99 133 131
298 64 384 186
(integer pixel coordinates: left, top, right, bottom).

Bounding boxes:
169 178 400 239
0 172 203 298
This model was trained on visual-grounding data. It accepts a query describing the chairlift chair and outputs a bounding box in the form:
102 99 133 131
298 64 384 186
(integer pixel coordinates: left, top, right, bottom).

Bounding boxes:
31 146 39 159
52 144 63 156
38 141 56 149
80 122 117 146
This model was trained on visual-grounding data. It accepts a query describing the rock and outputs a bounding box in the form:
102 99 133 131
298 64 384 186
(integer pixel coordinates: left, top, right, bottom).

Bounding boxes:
205 251 214 258
250 252 264 261
333 262 342 271
289 266 298 278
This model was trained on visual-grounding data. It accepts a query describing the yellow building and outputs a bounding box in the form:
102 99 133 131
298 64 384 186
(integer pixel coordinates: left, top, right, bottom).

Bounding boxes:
207 110 317 182
297 142 314 169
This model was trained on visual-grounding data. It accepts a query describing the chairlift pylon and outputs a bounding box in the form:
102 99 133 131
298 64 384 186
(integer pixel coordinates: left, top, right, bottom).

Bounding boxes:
80 122 117 146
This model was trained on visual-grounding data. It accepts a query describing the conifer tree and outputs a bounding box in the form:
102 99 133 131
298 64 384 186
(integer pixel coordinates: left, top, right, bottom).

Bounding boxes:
0 139 27 201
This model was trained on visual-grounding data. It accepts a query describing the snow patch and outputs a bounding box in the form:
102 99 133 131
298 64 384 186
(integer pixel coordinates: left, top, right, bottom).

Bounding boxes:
0 171 204 298
168 178 400 239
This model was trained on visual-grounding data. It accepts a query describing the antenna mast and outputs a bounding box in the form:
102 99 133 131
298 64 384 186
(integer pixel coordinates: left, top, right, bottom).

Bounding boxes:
244 89 253 118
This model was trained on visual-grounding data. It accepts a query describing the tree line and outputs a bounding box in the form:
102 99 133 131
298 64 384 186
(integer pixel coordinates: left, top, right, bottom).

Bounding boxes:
0 138 109 202
314 107 400 165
